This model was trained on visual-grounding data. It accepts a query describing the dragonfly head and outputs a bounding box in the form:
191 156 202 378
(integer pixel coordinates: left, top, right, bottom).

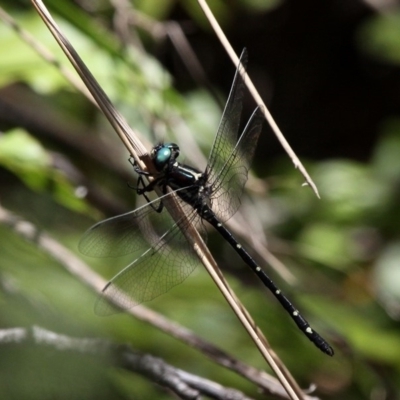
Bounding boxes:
151 143 180 171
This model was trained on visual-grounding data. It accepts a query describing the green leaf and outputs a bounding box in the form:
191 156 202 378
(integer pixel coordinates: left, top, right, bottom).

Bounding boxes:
0 129 51 189
0 129 91 213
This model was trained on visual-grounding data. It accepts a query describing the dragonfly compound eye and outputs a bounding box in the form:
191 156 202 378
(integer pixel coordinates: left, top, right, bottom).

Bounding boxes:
165 143 180 159
153 146 171 170
152 143 180 171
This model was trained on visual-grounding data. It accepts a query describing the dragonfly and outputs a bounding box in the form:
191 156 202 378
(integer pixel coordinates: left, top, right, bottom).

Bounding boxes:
79 49 334 356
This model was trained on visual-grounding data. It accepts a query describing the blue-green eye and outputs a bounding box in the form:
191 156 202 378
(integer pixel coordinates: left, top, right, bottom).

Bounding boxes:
155 147 171 165
152 143 180 170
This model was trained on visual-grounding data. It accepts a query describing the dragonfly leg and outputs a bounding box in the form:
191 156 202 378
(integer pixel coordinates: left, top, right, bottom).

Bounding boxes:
126 161 166 213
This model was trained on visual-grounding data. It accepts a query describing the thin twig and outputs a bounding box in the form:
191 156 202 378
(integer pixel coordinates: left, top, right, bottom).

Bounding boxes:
31 0 146 164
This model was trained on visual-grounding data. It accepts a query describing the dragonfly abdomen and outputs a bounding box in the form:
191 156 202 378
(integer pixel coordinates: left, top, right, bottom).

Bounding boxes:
204 211 334 356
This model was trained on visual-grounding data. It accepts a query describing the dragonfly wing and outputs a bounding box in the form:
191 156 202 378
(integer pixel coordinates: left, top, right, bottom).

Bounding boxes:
94 209 203 315
206 49 247 187
211 106 264 221
79 195 179 258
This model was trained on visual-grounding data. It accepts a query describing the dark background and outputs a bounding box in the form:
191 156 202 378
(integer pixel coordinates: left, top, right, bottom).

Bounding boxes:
162 0 398 162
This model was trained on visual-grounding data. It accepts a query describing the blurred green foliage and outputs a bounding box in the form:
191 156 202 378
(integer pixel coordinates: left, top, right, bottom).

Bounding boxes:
358 11 400 65
1 1 400 399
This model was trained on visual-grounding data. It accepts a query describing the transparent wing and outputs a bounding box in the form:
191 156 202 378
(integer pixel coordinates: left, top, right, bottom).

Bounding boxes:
206 49 247 187
79 201 160 258
210 106 263 221
94 210 203 315
79 191 190 258
79 194 205 315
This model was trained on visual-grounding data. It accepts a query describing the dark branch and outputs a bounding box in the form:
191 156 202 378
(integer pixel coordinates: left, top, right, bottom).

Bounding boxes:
0 326 255 400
